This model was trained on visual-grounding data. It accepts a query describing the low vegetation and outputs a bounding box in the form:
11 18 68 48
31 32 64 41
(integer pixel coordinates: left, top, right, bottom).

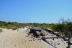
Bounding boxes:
0 29 2 32
12 28 17 30
0 18 72 35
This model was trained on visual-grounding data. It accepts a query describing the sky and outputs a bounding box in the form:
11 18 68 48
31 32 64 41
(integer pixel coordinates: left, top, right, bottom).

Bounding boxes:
0 0 72 23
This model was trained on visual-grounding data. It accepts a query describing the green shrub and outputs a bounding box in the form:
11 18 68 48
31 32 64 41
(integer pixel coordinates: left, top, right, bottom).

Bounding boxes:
51 18 72 35
52 24 66 32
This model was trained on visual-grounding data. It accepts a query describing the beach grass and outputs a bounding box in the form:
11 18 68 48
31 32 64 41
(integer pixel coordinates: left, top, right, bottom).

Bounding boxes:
0 29 2 32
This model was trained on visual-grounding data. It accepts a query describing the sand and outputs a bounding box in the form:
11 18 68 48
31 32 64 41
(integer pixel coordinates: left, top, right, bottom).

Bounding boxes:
0 27 53 48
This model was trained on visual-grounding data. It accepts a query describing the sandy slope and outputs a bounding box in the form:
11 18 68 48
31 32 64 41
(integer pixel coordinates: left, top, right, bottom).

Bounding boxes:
0 28 53 48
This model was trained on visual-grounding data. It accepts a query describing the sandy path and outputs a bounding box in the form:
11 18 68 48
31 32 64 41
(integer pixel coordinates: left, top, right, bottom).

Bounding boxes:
0 28 53 48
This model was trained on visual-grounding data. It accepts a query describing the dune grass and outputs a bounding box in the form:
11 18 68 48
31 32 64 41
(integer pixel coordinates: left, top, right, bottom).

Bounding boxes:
12 28 17 30
0 29 2 33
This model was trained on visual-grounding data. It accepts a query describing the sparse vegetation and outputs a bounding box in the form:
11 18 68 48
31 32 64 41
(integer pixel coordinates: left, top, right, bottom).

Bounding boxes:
0 18 72 35
0 29 2 32
12 28 17 30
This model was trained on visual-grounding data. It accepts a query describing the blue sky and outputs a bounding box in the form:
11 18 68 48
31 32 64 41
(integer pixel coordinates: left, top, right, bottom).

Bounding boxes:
0 0 72 23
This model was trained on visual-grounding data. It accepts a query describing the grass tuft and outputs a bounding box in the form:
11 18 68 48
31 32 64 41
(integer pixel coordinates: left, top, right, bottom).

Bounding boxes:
12 28 17 30
0 29 2 32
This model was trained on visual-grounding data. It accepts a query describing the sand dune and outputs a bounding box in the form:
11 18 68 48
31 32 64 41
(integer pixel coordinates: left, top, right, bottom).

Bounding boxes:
0 28 53 48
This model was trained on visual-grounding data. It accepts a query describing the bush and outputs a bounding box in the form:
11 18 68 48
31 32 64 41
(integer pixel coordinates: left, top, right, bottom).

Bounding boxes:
51 18 72 35
52 24 66 32
0 29 2 32
12 28 17 30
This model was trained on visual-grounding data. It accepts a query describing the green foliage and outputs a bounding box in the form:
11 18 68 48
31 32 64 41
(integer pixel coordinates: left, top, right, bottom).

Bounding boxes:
52 24 65 32
51 18 72 35
0 18 72 35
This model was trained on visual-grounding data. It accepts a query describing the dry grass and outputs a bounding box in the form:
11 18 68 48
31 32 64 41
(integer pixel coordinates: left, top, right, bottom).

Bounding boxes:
0 29 2 32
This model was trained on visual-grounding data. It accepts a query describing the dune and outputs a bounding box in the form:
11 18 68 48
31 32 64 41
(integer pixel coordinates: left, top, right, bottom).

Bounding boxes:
0 28 53 48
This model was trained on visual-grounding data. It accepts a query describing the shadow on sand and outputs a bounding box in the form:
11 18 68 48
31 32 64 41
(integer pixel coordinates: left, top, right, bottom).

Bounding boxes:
42 39 57 48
